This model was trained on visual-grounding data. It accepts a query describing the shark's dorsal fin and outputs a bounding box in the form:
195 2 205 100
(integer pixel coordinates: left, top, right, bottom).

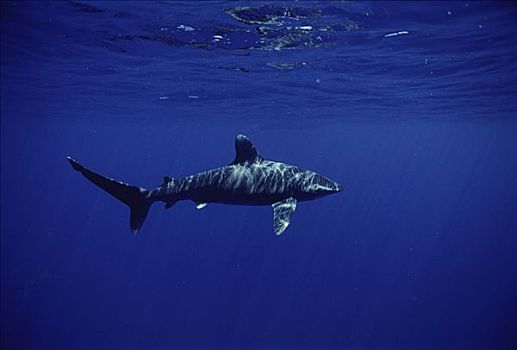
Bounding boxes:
272 197 297 235
232 134 262 165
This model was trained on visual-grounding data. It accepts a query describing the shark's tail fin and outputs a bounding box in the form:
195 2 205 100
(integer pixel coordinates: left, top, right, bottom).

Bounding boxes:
67 156 152 234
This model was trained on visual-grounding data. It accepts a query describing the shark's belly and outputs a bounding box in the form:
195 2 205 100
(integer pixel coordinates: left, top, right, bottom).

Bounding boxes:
199 176 293 205
205 192 288 205
190 182 291 205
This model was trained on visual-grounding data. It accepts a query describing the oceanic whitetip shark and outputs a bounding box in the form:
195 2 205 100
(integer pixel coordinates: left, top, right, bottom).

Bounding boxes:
67 134 342 235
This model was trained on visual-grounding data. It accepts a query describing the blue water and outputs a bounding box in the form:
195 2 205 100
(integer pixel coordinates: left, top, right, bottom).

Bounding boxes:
1 1 516 349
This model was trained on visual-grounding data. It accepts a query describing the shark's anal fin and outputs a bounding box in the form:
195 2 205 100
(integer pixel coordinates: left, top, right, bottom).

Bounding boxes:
272 197 297 235
231 134 263 165
195 202 208 209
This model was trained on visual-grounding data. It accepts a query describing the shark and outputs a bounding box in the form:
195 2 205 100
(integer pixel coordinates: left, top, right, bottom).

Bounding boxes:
67 134 342 235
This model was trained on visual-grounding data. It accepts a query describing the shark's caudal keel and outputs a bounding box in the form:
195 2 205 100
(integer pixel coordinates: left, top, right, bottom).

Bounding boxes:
67 135 342 235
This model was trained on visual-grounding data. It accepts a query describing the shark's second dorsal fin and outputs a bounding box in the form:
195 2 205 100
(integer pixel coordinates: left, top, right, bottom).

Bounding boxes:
162 176 173 186
231 134 262 165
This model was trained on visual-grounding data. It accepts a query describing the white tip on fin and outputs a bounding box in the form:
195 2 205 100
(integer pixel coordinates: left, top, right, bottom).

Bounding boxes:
196 203 208 209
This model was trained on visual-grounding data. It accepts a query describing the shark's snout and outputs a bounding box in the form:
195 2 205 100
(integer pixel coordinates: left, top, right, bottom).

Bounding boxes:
305 175 342 195
326 181 342 194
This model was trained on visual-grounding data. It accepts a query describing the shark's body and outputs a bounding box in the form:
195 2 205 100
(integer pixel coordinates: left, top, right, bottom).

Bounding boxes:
67 135 341 235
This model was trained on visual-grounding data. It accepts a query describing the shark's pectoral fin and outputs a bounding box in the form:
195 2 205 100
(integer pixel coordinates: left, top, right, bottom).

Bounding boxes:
272 197 297 235
195 202 208 209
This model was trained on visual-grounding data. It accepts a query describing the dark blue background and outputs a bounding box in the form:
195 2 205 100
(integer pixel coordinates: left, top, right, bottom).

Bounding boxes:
1 1 516 349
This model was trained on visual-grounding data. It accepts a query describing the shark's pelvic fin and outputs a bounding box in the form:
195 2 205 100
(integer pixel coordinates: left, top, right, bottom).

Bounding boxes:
272 197 297 235
165 201 176 209
231 134 263 164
